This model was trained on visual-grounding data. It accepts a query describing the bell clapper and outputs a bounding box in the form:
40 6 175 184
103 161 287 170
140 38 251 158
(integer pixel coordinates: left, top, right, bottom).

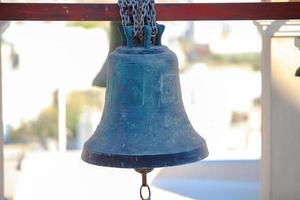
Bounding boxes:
135 168 153 200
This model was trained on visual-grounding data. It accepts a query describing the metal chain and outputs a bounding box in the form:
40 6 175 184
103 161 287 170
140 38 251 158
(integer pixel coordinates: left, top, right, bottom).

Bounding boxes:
118 0 157 38
149 0 157 36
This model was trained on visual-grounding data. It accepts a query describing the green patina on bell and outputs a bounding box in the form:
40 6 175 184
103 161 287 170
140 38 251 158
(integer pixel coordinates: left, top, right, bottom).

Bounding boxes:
82 24 208 169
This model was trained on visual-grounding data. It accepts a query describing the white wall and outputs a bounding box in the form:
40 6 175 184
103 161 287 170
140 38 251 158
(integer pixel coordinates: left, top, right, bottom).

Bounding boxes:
259 20 300 200
270 37 300 199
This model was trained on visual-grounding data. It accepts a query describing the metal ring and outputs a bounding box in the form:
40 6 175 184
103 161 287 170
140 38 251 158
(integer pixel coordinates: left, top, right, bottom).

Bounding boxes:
140 184 151 200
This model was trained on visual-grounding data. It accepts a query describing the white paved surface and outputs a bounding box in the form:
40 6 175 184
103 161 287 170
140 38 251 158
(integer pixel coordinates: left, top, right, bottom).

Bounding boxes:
12 151 259 200
13 151 191 200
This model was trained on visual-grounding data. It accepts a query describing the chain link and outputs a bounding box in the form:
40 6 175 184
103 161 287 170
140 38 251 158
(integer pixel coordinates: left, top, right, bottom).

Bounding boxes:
118 0 157 39
135 169 153 200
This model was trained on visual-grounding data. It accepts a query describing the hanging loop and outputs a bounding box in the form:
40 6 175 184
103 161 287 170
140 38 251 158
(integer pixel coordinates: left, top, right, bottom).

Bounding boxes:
140 184 151 200
135 168 153 200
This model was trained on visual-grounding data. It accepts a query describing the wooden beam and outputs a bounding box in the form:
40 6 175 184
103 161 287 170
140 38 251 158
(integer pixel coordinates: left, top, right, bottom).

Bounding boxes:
0 2 300 21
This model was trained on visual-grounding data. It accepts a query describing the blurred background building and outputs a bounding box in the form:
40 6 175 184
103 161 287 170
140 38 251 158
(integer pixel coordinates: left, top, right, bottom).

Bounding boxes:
2 19 262 200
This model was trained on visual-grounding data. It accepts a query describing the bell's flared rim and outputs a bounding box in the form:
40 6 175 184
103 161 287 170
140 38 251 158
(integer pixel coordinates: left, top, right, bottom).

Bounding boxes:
81 141 209 169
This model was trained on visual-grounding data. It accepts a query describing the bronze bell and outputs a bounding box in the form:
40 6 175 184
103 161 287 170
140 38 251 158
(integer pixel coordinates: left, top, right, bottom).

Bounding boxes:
82 24 208 169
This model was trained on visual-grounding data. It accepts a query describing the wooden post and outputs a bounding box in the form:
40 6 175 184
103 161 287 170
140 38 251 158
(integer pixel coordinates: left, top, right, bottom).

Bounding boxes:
260 31 272 200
